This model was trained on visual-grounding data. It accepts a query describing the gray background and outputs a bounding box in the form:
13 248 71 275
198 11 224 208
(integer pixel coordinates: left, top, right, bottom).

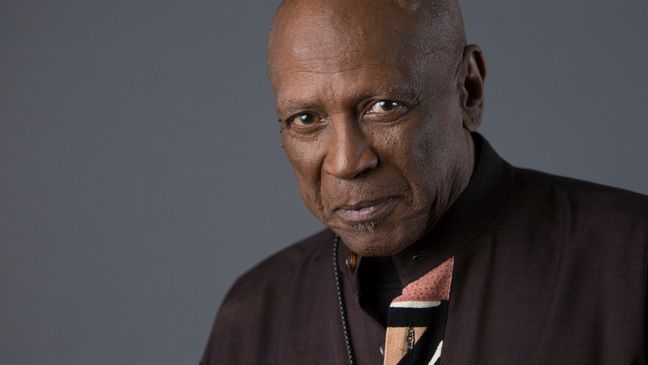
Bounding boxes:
1 0 646 364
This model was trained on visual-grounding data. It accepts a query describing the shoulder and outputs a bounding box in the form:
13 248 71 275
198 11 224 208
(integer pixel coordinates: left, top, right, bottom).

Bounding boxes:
226 228 333 300
505 167 648 255
511 167 648 220
218 228 333 320
200 229 334 364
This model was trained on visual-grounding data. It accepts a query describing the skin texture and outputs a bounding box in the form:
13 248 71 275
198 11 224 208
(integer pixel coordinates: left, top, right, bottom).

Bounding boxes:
268 0 487 256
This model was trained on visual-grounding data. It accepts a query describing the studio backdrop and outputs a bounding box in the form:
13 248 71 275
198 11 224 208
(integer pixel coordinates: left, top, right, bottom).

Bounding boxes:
1 0 646 364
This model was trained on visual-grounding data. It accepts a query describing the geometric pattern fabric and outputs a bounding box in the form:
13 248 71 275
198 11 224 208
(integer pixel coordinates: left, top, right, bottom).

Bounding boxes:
383 257 453 365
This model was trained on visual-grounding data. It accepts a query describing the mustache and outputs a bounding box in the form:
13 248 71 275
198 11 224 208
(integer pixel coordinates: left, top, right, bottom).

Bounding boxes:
322 179 406 200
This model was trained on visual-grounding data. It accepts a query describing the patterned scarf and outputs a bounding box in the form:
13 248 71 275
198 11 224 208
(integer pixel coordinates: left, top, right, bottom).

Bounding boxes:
383 258 454 365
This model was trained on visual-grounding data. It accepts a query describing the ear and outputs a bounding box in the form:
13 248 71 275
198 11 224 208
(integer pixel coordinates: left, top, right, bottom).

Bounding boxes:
458 44 486 131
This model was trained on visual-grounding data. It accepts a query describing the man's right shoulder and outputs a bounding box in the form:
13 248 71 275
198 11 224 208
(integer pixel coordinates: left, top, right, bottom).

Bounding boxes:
227 228 334 298
200 229 335 364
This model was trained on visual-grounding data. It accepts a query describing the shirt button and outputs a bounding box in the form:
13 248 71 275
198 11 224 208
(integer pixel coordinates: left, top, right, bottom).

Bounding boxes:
345 252 358 272
379 345 384 356
411 254 424 262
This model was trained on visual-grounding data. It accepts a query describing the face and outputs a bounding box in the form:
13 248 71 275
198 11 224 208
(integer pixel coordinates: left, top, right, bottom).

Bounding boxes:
268 2 482 256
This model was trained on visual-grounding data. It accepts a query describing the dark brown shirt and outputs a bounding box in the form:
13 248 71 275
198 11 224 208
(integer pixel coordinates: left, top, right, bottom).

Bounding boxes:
201 135 648 364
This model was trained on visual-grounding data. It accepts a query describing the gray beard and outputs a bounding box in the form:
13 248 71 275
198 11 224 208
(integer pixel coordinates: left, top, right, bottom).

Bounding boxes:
351 221 377 233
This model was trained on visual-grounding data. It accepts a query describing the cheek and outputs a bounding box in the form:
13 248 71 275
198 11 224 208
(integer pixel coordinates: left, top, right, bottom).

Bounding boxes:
412 124 453 170
282 133 322 176
365 124 430 205
408 93 463 166
369 111 442 178
409 110 467 204
373 111 460 205
282 136 326 210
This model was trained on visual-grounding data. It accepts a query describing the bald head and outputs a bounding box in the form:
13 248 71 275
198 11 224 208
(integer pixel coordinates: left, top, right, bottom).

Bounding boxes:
267 0 466 87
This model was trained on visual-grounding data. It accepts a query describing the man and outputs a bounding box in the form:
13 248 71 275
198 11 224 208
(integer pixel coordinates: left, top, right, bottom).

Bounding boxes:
201 0 647 364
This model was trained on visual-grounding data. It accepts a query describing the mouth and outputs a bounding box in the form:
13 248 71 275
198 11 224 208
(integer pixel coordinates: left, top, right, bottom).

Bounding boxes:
334 196 398 224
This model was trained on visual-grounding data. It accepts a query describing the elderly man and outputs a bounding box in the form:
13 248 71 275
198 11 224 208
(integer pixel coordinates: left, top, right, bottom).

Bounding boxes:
201 0 647 364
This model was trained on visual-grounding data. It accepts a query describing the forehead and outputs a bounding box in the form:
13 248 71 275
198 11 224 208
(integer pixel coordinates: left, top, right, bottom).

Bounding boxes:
269 7 433 108
267 0 463 108
273 59 424 114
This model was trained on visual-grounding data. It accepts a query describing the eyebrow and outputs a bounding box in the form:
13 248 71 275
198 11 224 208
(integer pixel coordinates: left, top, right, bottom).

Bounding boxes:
277 85 423 113
276 99 319 115
277 99 309 109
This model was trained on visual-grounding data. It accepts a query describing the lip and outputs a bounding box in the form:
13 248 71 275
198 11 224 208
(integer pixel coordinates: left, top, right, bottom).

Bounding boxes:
334 196 398 224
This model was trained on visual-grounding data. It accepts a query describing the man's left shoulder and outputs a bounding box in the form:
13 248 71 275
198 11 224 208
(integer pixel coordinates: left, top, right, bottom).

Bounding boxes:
506 167 648 253
512 166 648 222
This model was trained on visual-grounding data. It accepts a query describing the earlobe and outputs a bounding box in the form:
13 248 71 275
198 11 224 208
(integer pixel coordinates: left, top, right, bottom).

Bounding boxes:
460 44 487 131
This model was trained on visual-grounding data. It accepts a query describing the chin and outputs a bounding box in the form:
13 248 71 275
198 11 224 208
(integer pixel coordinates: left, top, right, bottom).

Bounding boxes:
334 220 421 257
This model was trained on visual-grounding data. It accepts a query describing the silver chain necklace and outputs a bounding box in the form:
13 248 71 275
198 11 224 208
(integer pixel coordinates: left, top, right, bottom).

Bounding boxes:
332 235 356 365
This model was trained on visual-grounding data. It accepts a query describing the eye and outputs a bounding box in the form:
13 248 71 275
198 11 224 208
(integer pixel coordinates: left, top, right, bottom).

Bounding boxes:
287 112 320 128
367 100 401 114
363 99 409 123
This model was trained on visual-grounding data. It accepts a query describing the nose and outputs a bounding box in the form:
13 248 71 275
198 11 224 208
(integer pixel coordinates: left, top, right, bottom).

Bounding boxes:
322 119 378 179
